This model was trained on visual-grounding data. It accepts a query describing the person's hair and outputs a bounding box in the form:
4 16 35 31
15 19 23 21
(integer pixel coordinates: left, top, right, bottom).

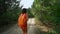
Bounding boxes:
22 8 27 13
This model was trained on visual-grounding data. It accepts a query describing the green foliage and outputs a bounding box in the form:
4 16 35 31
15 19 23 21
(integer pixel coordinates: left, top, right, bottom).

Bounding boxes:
27 8 34 18
0 0 21 24
31 0 60 26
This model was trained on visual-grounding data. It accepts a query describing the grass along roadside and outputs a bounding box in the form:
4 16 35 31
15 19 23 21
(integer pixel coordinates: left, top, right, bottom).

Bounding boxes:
35 19 57 34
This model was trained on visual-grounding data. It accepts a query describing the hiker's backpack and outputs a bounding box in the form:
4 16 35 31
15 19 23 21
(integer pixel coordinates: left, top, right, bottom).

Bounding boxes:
18 13 28 26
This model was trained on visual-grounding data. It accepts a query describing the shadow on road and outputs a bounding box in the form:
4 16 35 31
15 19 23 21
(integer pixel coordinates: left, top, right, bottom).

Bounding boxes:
0 22 17 34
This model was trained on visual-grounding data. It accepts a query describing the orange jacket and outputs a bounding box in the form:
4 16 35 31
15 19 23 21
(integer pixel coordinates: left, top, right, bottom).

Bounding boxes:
18 13 28 26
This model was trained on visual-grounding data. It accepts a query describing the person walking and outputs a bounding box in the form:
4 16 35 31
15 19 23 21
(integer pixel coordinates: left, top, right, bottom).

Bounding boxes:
18 8 28 34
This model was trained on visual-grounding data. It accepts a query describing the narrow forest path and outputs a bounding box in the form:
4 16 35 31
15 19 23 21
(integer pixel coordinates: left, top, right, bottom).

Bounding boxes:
1 18 56 34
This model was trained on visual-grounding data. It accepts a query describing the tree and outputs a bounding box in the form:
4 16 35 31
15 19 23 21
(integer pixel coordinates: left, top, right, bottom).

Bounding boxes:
0 0 22 24
31 0 60 26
